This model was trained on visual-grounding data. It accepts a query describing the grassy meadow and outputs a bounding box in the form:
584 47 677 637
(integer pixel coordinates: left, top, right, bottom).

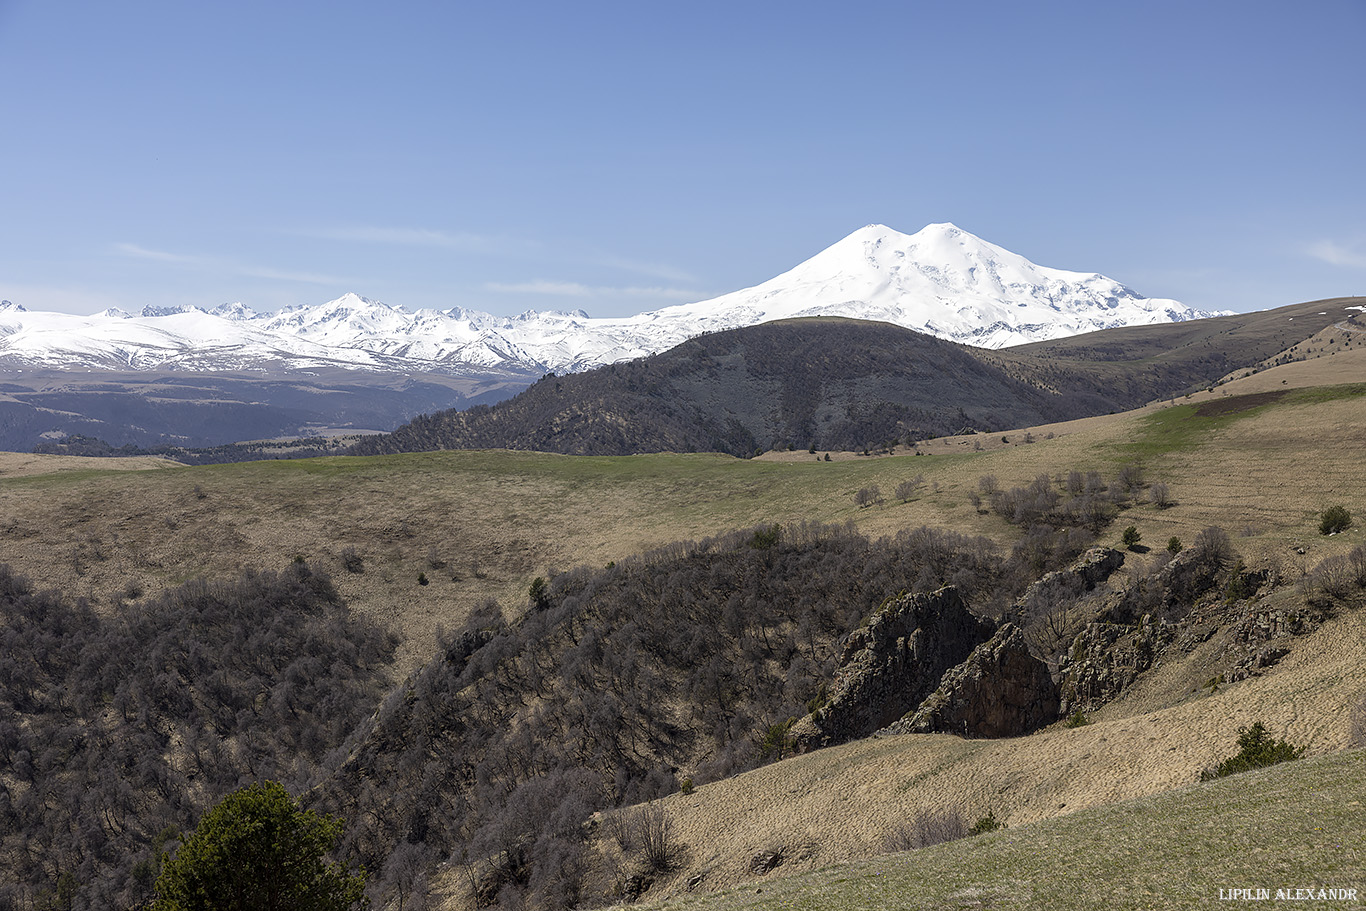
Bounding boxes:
2 352 1363 671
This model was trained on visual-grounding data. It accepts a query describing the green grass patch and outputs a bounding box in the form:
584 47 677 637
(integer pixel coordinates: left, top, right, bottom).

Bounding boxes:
1119 403 1266 461
1118 383 1366 461
1285 383 1366 406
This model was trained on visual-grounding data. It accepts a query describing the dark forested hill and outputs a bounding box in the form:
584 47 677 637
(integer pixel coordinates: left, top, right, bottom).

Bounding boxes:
351 299 1363 458
349 319 1089 457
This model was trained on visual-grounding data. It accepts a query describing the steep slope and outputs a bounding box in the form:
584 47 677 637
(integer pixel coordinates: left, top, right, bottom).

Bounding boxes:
2 357 1364 909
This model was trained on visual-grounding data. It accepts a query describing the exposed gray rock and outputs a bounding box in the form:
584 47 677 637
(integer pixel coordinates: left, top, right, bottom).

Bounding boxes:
1015 546 1124 613
1057 617 1172 714
789 586 994 752
1225 603 1326 681
885 623 1059 737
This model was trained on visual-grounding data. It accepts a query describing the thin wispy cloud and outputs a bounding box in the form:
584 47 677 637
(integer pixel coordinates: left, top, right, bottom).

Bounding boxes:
485 280 697 301
241 265 348 285
302 225 514 253
113 243 202 264
1307 239 1366 269
596 255 698 284
113 243 345 285
615 286 698 301
487 280 593 297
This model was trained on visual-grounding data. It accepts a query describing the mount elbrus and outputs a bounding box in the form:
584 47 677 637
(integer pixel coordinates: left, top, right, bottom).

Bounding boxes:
0 224 1227 451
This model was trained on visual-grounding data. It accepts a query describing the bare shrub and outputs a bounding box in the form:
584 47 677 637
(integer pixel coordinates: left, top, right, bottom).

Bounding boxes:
1018 572 1089 661
1192 526 1234 571
1115 463 1145 497
1150 482 1172 509
370 841 438 911
612 803 674 873
1163 526 1235 608
854 485 882 508
882 807 969 853
894 475 925 502
1300 545 1366 605
340 546 364 573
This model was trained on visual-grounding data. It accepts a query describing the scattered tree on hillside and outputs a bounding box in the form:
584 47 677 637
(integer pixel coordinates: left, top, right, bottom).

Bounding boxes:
894 475 926 502
1163 526 1235 609
1150 482 1173 509
855 485 882 508
1299 544 1366 606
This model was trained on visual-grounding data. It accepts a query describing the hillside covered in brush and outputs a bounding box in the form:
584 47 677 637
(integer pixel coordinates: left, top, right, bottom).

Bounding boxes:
354 318 1081 457
351 299 1362 458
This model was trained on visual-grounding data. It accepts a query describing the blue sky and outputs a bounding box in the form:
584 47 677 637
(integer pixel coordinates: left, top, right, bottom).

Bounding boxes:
2 0 1363 318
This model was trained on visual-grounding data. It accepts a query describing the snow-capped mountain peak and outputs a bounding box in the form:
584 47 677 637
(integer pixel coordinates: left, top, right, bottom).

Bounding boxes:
0 223 1228 376
210 302 259 320
624 221 1208 349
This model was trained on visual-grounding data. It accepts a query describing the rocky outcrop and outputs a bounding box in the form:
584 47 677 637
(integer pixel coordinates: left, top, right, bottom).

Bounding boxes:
1015 547 1124 611
1068 546 1127 589
1225 602 1326 682
1057 617 1173 714
884 623 1059 738
789 586 994 752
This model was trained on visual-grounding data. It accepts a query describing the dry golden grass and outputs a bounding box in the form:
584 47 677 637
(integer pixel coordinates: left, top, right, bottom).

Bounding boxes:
623 746 1366 910
569 601 1366 905
567 354 1366 908
0 450 177 477
0 449 1001 671
430 360 1366 908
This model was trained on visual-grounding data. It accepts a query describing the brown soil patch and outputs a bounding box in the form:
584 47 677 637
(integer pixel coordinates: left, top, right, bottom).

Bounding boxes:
1192 389 1289 417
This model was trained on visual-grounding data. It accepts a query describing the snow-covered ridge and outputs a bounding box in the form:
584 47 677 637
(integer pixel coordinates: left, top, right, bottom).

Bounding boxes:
0 224 1227 375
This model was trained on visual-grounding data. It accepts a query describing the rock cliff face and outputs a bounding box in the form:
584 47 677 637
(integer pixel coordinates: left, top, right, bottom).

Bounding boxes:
789 587 994 751
1056 619 1172 715
886 623 1059 738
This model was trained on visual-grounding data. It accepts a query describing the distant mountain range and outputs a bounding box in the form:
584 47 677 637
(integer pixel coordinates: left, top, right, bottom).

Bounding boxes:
0 224 1225 379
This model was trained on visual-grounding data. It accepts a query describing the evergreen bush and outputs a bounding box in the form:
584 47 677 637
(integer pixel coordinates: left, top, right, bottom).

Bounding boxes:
1320 505 1353 535
1200 722 1304 780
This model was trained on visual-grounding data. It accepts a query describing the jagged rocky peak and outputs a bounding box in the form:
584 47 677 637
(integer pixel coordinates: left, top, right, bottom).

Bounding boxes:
209 302 259 320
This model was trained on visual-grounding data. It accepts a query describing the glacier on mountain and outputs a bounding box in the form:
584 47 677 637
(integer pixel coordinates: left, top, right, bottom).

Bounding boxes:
0 224 1227 376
